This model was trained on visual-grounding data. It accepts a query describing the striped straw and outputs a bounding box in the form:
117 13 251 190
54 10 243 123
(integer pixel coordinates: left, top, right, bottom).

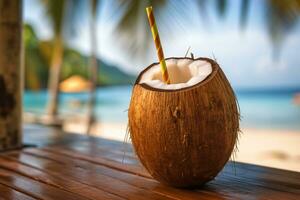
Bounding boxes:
146 6 170 84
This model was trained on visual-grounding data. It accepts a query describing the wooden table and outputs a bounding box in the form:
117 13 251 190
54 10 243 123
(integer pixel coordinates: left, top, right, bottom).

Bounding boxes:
0 124 299 200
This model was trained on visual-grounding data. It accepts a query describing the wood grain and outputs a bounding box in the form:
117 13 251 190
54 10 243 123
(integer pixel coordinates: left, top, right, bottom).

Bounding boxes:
40 145 300 199
2 152 173 200
0 167 90 200
0 183 36 200
22 148 225 200
0 157 123 200
0 126 299 200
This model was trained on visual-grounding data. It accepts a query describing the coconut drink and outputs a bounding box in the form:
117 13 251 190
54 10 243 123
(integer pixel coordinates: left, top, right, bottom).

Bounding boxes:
128 7 239 188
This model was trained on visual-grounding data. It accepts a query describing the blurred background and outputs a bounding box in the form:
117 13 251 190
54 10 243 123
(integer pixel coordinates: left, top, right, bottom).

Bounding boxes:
23 0 300 171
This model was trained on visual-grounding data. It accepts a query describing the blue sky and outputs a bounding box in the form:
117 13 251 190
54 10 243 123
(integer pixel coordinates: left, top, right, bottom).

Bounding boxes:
24 0 300 89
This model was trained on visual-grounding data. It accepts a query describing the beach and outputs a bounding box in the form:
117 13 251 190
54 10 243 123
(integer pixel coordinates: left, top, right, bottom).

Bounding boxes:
235 128 300 172
62 120 300 173
23 86 300 172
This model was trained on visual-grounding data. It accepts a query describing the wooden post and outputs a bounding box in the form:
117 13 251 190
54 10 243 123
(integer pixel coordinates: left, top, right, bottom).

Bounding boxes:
0 0 23 150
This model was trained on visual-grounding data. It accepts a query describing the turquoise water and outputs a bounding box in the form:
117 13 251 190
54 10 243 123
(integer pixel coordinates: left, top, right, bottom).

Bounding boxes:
24 85 300 130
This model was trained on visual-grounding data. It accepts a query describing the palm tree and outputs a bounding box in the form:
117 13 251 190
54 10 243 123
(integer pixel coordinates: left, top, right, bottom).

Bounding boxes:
42 0 66 122
214 0 300 54
41 0 84 124
0 0 22 150
112 0 173 57
265 0 300 56
114 0 300 58
36 0 300 132
239 0 250 29
86 0 99 135
215 0 228 18
85 0 181 134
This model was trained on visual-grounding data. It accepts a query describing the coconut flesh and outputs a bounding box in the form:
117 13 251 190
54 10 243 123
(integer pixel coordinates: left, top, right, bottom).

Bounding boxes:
139 58 212 89
129 57 239 188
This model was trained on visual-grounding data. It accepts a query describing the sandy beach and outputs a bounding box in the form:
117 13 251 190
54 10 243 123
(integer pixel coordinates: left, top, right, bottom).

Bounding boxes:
235 129 300 172
62 120 300 173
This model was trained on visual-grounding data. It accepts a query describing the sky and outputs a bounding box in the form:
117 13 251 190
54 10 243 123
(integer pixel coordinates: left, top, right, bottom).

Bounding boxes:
23 0 300 89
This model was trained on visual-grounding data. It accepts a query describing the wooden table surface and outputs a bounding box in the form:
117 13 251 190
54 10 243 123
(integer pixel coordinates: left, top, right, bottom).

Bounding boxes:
0 124 299 200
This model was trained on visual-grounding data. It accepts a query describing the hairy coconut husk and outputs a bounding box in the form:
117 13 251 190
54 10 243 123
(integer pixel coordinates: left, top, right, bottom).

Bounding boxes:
128 57 239 188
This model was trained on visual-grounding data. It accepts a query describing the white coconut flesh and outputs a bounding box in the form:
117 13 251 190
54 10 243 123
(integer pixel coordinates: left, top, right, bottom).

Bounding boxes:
139 58 213 90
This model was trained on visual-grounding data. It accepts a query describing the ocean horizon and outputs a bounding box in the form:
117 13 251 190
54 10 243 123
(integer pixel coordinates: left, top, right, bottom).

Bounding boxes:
24 85 300 131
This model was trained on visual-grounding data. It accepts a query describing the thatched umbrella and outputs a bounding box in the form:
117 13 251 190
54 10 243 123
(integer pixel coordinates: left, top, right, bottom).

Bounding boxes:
59 75 91 93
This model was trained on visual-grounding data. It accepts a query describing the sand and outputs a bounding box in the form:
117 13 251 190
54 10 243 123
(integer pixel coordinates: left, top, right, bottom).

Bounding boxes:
235 128 300 172
62 120 300 172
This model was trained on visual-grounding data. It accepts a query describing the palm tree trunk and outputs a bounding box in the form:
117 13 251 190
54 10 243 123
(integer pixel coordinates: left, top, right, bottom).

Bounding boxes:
86 4 98 135
0 0 23 150
47 34 63 119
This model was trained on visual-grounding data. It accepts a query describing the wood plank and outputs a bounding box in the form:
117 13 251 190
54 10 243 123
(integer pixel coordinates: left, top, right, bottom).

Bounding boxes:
23 126 300 181
58 139 135 153
0 183 37 200
43 144 300 192
0 157 123 200
210 173 300 199
22 148 228 200
0 167 91 200
53 139 300 186
74 141 300 188
59 140 136 156
40 146 300 199
220 164 300 193
223 161 300 185
43 146 151 178
63 142 137 163
3 152 174 200
24 148 300 199
17 126 300 199
61 150 300 199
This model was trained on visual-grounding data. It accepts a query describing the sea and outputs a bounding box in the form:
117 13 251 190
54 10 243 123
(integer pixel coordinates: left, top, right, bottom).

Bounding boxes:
24 85 300 131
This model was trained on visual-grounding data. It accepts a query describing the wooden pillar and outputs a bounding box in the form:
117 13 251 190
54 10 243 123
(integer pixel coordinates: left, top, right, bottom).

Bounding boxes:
0 0 23 150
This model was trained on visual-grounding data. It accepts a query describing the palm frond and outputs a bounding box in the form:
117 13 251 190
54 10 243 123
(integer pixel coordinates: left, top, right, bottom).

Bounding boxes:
266 0 300 47
195 0 209 22
215 0 228 18
41 0 65 35
111 0 188 57
40 0 86 39
91 0 100 17
239 0 250 29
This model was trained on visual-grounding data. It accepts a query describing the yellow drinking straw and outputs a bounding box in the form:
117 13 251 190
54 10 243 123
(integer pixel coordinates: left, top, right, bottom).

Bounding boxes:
146 6 171 84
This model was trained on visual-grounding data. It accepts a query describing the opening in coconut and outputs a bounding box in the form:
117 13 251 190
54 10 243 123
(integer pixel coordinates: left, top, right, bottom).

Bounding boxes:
139 58 213 90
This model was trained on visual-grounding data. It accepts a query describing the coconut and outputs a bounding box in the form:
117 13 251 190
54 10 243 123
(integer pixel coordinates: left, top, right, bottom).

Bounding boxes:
128 57 239 188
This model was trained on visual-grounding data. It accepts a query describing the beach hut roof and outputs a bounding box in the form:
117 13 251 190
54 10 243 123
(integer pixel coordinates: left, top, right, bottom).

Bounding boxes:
59 75 91 93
